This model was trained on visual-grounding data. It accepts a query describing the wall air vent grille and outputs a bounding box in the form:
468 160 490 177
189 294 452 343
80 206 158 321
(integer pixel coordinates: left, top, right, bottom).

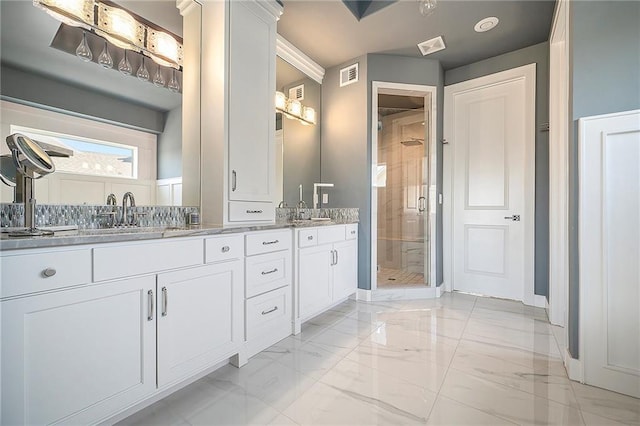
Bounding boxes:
417 36 446 56
339 63 359 87
289 84 304 101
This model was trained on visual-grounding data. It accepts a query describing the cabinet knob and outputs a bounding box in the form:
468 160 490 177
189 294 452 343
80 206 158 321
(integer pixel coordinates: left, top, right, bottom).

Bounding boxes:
221 245 230 253
42 268 57 278
350 230 356 235
307 235 314 240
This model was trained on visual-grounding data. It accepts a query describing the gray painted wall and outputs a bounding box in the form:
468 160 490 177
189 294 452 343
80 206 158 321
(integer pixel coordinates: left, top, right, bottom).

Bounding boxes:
367 54 445 287
282 77 321 206
0 64 165 134
567 0 640 358
157 106 182 179
321 55 370 290
445 42 550 298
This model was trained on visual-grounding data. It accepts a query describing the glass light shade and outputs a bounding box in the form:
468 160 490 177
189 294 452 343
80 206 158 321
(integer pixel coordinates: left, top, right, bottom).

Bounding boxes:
168 69 180 93
75 31 92 62
137 57 150 82
287 99 302 118
97 4 144 50
302 106 316 125
275 92 287 110
98 40 113 68
118 50 132 75
148 30 183 68
418 0 437 17
33 0 94 27
153 66 165 87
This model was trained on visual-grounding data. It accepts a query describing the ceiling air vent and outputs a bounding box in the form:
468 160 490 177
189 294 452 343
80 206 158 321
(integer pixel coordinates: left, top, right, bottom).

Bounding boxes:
289 84 304 101
417 36 446 56
340 63 359 87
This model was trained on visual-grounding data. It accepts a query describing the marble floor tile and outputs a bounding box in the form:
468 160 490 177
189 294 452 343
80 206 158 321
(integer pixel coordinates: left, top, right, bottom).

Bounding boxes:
271 340 346 380
267 413 300 425
470 307 555 335
381 315 468 340
440 369 585 425
328 315 381 339
426 395 517 425
305 327 364 355
115 400 189 426
185 385 281 426
571 381 640 425
283 380 427 425
580 410 630 425
345 343 449 392
450 345 580 407
319 357 437 422
463 319 563 358
473 296 548 319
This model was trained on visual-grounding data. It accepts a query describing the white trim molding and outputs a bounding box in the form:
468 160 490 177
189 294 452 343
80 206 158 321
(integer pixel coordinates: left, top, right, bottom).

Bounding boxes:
276 35 325 84
370 81 438 292
564 349 584 383
357 286 441 302
548 0 570 328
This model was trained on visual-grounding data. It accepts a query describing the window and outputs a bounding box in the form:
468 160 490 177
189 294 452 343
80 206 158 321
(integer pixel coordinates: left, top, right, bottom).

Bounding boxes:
10 126 138 179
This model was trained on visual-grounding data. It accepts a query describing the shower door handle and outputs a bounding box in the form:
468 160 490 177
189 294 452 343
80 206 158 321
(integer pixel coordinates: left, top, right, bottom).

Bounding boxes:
418 196 426 213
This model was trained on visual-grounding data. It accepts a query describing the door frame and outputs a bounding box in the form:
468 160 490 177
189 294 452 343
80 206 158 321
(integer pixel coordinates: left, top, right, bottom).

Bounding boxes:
548 0 570 327
371 81 438 292
443 64 538 306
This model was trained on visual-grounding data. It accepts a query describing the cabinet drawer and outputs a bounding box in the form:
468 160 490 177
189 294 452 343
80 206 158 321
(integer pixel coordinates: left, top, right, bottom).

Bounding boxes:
246 251 290 297
246 286 289 341
228 201 275 222
245 229 291 256
317 225 346 245
93 238 203 281
205 235 244 263
345 223 358 240
298 229 318 248
1 249 92 298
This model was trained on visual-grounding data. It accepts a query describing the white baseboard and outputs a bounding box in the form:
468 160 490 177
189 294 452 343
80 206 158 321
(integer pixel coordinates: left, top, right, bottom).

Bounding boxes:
534 294 547 308
358 286 442 302
357 288 372 301
564 348 583 382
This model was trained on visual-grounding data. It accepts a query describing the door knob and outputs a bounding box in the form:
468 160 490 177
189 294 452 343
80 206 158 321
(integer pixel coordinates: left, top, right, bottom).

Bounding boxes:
504 215 521 221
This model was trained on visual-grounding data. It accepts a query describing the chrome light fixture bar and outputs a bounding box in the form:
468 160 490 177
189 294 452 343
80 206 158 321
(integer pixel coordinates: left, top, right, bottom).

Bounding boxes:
275 91 316 126
33 0 183 69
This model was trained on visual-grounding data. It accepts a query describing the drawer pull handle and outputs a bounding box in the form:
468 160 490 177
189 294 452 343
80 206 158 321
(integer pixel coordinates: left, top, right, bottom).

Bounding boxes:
221 245 230 253
262 240 279 245
261 268 278 275
262 306 278 315
232 170 237 192
42 268 57 278
307 235 314 240
162 287 168 317
246 210 263 214
148 290 154 321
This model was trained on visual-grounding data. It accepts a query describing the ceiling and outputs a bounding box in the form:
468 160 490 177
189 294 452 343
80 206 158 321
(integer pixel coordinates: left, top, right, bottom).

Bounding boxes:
277 0 555 70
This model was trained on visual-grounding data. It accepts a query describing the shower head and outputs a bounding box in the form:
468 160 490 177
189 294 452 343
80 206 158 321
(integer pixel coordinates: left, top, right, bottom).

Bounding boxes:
400 138 424 146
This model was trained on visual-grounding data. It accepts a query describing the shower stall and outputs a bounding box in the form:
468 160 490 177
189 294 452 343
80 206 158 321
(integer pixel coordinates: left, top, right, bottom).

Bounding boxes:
375 91 433 289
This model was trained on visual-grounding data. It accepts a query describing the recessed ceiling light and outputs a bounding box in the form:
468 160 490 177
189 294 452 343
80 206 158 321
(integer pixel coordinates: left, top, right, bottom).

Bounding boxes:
474 17 499 33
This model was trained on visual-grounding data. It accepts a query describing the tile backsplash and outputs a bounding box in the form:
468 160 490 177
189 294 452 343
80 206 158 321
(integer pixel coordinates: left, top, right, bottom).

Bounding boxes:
0 203 199 229
276 207 359 223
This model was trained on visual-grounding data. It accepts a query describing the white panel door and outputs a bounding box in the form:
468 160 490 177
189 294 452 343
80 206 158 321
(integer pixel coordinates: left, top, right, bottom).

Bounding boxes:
580 110 640 398
1 276 156 425
445 64 535 301
157 261 244 387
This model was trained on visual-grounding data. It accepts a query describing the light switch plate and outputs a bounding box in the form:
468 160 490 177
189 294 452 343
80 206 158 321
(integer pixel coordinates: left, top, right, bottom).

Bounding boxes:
322 193 329 203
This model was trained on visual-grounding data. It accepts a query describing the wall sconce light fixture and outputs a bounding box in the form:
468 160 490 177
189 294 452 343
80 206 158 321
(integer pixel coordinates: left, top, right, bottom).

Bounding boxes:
34 0 183 69
275 91 316 126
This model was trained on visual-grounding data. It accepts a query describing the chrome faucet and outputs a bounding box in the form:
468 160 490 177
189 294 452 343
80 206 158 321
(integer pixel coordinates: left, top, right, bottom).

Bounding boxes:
105 193 117 227
121 192 136 226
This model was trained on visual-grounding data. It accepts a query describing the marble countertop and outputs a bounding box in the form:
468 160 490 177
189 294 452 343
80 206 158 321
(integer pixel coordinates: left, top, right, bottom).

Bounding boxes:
0 219 357 251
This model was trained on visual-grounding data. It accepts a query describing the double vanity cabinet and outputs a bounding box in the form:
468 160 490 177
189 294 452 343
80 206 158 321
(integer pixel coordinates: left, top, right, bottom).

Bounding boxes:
0 223 357 425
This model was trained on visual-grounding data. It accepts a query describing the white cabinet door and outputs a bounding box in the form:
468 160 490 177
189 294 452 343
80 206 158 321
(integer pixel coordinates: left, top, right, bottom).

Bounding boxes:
333 239 358 301
157 261 244 387
228 0 276 202
298 245 332 320
1 276 156 426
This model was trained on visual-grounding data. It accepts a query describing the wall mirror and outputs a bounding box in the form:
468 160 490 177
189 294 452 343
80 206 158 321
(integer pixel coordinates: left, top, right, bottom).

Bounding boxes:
275 37 324 208
0 0 196 207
